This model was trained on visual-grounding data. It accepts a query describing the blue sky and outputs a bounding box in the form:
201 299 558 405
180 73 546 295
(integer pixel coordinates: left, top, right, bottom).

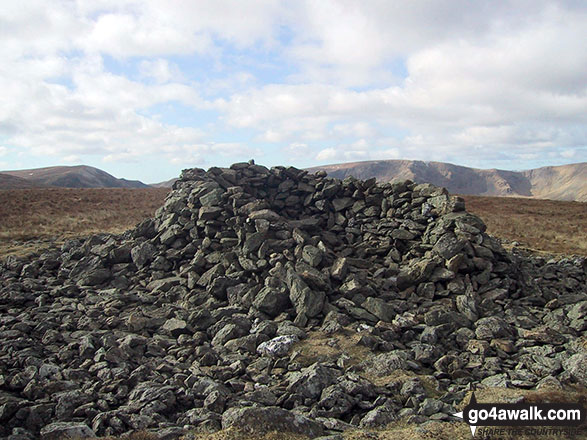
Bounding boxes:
1 0 585 183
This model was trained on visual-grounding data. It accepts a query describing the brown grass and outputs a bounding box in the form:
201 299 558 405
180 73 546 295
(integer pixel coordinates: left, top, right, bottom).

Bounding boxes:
0 187 169 257
462 195 587 256
291 329 372 368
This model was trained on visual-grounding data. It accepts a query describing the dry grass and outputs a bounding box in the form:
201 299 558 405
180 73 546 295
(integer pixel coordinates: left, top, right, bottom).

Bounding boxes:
0 187 169 257
462 195 587 256
291 329 372 368
188 428 309 440
95 432 160 440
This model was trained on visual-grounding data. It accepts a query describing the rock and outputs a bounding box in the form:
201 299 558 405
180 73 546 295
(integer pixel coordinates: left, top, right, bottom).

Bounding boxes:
212 322 248 346
203 390 226 413
302 245 323 267
148 276 181 292
419 398 444 416
287 363 340 399
296 263 330 291
364 352 408 377
199 188 224 206
257 335 299 357
330 257 349 281
54 390 92 420
249 209 281 221
131 241 157 268
562 353 587 386
243 232 266 254
77 268 111 286
288 273 325 318
162 318 190 337
40 422 95 440
318 385 356 417
360 401 397 428
392 229 415 240
199 206 223 220
252 287 291 317
433 233 466 260
475 317 513 340
362 297 395 322
221 406 324 437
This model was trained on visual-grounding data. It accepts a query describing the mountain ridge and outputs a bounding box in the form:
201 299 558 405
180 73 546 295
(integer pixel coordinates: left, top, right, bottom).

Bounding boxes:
1 165 148 189
307 160 586 201
2 161 585 201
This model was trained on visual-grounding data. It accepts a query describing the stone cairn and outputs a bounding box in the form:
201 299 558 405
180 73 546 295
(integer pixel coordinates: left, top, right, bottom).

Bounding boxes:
0 162 585 439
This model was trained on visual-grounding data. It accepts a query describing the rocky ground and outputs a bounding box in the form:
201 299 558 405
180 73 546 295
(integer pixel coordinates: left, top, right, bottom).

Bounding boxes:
0 162 585 440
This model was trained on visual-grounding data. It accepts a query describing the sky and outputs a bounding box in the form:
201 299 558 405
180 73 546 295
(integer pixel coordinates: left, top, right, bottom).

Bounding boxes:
0 0 586 183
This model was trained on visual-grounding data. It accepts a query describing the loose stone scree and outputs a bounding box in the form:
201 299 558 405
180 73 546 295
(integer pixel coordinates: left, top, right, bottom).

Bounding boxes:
0 161 585 438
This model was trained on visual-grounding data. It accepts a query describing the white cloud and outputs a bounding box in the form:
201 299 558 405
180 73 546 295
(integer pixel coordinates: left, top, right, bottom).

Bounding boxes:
139 59 183 83
82 11 211 57
214 1 587 165
0 0 585 175
168 142 260 166
316 148 337 161
62 155 82 163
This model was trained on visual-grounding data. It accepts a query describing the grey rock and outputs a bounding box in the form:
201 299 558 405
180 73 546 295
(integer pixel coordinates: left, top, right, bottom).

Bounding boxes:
131 241 156 267
562 353 587 386
362 297 395 322
433 233 466 260
288 274 325 318
257 335 299 357
302 245 323 267
363 352 408 377
249 209 281 221
199 188 224 206
147 276 181 293
204 390 226 413
221 406 324 437
360 401 397 428
162 318 190 337
287 363 341 399
199 206 223 220
296 262 330 291
419 398 444 416
475 316 513 340
318 385 355 417
243 232 266 254
40 422 95 440
211 323 248 346
330 257 349 281
252 287 290 317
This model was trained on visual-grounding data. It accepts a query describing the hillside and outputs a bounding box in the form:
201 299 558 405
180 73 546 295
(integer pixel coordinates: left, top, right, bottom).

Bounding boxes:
1 165 148 189
150 177 178 188
307 161 586 201
0 173 45 189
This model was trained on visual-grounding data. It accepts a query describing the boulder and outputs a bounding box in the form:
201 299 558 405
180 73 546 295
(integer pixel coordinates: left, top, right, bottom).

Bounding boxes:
221 406 324 437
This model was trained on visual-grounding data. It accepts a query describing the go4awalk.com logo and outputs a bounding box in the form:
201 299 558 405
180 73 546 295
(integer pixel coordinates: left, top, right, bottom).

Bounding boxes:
452 393 585 437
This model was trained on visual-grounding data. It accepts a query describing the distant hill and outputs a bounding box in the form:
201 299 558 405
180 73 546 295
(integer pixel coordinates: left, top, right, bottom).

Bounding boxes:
150 178 178 188
307 161 586 202
0 173 46 189
1 165 148 189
